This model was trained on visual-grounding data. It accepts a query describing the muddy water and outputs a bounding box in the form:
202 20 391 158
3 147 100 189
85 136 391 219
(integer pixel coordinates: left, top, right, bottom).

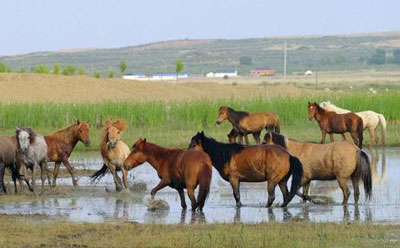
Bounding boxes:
0 147 398 224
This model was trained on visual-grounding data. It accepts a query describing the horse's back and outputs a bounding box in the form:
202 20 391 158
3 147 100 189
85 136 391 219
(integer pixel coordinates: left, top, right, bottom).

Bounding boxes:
241 112 278 131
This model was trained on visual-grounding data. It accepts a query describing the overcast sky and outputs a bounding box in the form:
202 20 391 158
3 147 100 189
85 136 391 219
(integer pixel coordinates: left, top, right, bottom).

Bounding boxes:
1 0 399 56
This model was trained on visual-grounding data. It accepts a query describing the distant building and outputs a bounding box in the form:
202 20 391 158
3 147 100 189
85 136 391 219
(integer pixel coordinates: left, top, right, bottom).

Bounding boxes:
304 70 313 76
250 67 275 77
206 69 238 78
123 73 146 80
123 72 188 81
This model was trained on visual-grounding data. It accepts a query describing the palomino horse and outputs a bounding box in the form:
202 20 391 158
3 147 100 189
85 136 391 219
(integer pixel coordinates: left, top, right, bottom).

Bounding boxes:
0 136 19 194
308 102 364 149
16 127 51 193
216 106 280 145
188 131 303 208
263 132 372 205
45 120 91 186
124 138 212 211
91 119 130 191
320 101 387 145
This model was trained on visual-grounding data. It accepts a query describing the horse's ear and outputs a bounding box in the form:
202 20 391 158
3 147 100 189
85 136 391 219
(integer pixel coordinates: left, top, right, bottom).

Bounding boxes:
77 119 80 125
105 119 112 128
16 127 20 131
143 138 146 144
201 131 204 135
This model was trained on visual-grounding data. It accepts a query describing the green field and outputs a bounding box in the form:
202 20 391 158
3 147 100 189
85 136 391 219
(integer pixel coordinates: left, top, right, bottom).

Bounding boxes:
0 92 397 149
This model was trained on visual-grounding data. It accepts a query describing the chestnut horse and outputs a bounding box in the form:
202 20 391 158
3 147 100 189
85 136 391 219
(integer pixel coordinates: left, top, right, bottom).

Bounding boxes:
124 138 212 211
91 119 130 191
216 106 280 145
263 132 372 205
188 131 302 208
45 120 91 186
308 102 363 149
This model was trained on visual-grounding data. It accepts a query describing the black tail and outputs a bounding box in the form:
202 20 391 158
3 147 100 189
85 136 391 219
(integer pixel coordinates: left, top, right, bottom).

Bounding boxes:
10 162 21 181
357 121 363 149
196 164 212 211
356 150 372 200
283 156 303 206
90 164 109 182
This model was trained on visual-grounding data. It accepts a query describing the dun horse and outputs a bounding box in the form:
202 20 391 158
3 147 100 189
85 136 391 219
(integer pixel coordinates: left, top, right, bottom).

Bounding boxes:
320 101 387 145
124 138 212 211
0 136 19 194
45 120 91 186
16 127 51 193
188 131 302 208
308 102 363 149
216 106 280 145
263 131 372 205
91 119 130 191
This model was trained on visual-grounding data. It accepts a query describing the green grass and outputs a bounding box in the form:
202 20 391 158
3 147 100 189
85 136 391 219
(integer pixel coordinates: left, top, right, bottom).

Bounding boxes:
0 92 399 150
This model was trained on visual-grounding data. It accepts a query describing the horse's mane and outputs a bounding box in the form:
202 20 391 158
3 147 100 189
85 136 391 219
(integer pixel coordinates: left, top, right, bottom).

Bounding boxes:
200 135 244 171
16 127 37 149
268 132 287 148
312 102 328 115
228 107 249 119
320 101 350 113
47 122 81 143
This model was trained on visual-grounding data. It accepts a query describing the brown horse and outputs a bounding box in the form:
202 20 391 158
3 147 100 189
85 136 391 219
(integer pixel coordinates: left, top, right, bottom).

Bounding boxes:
91 119 130 191
263 132 372 205
45 120 91 186
188 131 302 208
124 138 212 211
308 102 363 149
0 136 19 194
216 106 280 145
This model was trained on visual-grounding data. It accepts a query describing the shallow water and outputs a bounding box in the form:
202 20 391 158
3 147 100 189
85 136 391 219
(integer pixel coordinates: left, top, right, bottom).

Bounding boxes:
0 147 399 224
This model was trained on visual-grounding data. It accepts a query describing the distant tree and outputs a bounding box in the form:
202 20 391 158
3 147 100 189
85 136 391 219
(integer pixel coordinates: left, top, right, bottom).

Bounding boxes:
390 49 400 64
0 63 11 73
239 56 253 65
93 70 101 78
34 64 49 74
18 67 25 73
119 60 127 75
175 59 184 80
62 65 76 75
53 64 60 74
368 48 386 65
78 67 86 75
223 75 229 80
108 69 114 78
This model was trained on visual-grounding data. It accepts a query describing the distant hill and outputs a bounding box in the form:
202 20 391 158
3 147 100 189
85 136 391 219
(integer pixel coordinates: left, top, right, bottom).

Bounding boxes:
1 31 400 76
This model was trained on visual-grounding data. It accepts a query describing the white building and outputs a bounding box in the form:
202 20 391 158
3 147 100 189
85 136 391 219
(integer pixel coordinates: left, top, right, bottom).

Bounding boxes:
123 72 188 81
123 73 147 80
207 69 238 78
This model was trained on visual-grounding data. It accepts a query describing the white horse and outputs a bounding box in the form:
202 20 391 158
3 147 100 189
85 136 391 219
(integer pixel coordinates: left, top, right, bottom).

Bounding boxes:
16 127 51 192
320 101 387 145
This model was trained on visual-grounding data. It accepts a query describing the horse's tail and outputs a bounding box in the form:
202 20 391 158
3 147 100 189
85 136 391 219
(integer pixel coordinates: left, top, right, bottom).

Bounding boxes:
355 150 372 201
357 119 364 149
283 155 303 207
196 163 212 211
377 113 387 145
90 164 109 182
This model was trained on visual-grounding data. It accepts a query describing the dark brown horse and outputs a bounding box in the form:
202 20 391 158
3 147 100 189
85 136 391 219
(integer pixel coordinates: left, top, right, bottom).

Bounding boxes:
263 132 372 205
216 106 280 145
188 131 302 208
0 136 19 194
308 102 363 149
124 138 212 211
45 120 91 186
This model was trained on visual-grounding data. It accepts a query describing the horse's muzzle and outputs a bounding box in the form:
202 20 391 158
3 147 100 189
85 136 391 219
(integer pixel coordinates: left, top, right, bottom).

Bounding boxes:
215 119 222 125
108 140 117 148
84 140 91 147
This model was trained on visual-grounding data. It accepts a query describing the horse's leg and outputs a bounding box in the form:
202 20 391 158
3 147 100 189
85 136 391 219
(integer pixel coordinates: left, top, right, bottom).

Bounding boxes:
238 135 244 144
337 178 350 205
31 162 37 193
303 182 311 203
150 180 169 199
244 135 250 145
351 176 360 205
186 185 197 211
253 132 261 144
0 163 6 194
62 158 78 186
278 180 289 207
341 134 347 141
350 131 359 148
177 188 187 209
52 161 61 187
121 166 128 189
266 181 276 208
43 161 52 186
229 177 242 208
40 162 45 192
329 133 335 142
368 127 376 146
320 131 327 144
109 165 123 191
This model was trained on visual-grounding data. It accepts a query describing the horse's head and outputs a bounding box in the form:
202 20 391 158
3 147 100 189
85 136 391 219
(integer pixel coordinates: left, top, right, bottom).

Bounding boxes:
124 138 147 170
104 119 126 148
307 102 318 120
227 129 237 143
188 131 205 150
216 106 229 125
76 120 91 147
16 127 36 152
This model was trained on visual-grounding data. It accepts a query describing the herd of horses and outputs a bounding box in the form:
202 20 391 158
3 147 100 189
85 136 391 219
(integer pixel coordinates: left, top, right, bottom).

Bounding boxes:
0 101 387 212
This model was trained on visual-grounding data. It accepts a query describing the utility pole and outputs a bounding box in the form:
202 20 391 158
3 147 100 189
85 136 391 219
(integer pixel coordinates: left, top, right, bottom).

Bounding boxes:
315 71 318 90
283 40 287 82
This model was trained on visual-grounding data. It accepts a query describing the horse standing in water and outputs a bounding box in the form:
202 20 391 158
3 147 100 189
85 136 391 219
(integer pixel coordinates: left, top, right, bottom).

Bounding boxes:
308 102 364 149
263 132 372 205
16 127 51 193
320 101 387 145
0 136 19 194
45 120 91 186
124 138 212 211
91 119 130 191
216 106 280 145
189 131 302 208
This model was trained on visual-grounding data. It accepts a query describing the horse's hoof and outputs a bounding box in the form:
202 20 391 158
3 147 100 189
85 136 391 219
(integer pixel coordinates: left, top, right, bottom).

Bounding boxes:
236 202 242 208
181 205 187 210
